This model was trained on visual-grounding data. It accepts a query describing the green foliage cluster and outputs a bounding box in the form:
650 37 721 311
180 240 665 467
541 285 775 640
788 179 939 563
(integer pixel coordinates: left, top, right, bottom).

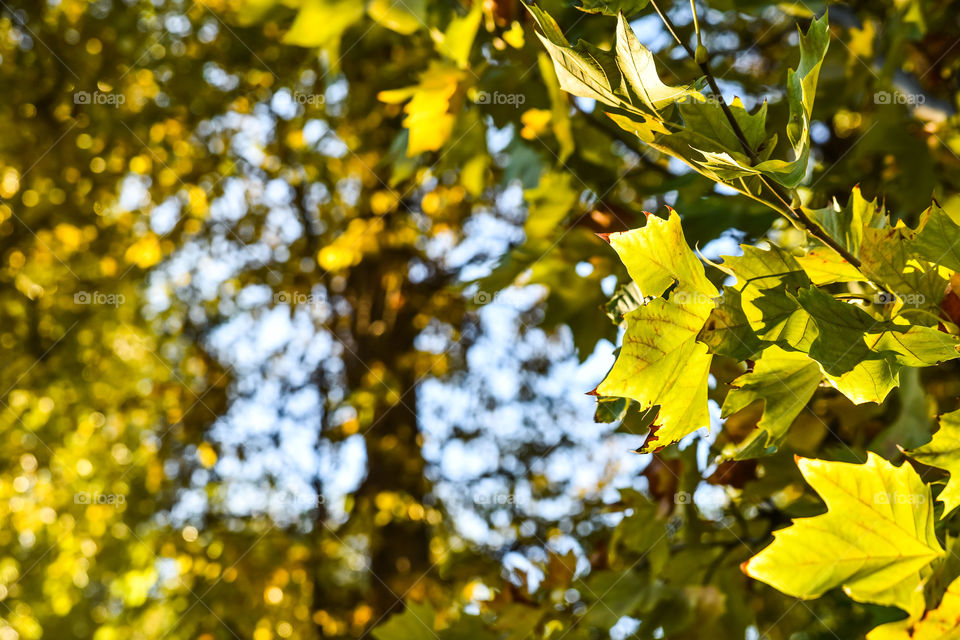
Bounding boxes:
530 1 960 637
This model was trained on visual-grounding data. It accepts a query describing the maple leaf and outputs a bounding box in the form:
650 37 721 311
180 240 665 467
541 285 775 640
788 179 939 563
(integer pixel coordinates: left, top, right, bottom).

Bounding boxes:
596 212 718 451
604 210 718 300
721 346 821 457
906 408 960 520
614 14 696 116
378 62 465 156
867 575 960 639
743 453 943 617
597 297 713 451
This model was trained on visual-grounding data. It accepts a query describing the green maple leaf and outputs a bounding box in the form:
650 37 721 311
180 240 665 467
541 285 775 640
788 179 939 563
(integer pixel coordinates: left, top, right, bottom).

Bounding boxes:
824 358 900 405
744 453 943 618
868 326 960 367
530 5 829 191
713 245 959 406
847 201 960 314
913 202 960 273
793 286 878 376
717 242 808 288
717 245 814 349
806 185 885 258
721 346 821 457
695 14 829 187
752 11 830 188
528 4 625 108
662 97 777 185
615 14 696 115
679 97 769 157
697 286 763 360
531 5 697 117
860 225 948 307
791 288 958 402
906 408 960 520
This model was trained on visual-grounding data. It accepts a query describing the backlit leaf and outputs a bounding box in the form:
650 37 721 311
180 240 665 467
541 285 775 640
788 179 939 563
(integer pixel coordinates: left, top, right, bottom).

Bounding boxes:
283 0 365 48
615 14 696 115
867 575 960 639
604 210 718 299
806 185 885 257
721 346 821 456
597 297 713 451
906 408 960 519
913 202 960 273
697 286 763 360
577 0 650 17
529 4 625 108
744 453 943 617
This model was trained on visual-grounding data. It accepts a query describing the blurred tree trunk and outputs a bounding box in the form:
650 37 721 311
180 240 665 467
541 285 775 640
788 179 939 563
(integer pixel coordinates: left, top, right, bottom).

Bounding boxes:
341 252 433 621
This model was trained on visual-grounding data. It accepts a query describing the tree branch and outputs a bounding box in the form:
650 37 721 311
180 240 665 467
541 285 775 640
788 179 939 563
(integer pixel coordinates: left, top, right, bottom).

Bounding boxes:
648 0 867 272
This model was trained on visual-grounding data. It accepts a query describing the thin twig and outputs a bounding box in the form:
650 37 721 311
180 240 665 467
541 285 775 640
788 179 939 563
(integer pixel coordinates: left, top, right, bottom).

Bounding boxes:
648 0 867 272
649 0 759 163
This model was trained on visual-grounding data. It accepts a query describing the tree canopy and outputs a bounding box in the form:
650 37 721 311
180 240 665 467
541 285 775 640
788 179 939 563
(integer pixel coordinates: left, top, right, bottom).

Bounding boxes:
4 0 960 639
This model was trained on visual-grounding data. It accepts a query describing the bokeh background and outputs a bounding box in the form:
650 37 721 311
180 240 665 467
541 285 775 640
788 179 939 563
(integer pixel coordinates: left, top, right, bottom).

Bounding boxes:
1 0 959 638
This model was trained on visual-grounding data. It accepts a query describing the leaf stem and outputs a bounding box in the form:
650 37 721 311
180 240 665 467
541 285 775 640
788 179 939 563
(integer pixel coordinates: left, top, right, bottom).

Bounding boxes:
689 0 701 40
